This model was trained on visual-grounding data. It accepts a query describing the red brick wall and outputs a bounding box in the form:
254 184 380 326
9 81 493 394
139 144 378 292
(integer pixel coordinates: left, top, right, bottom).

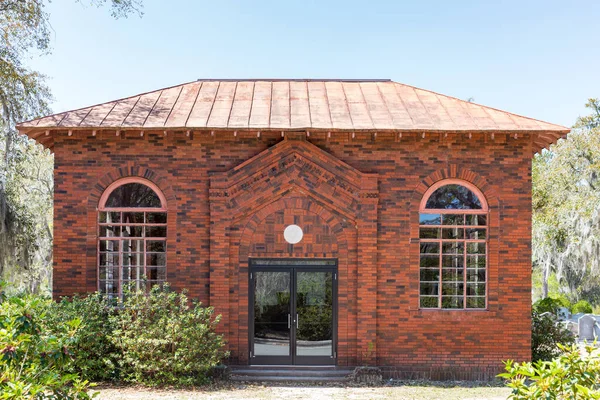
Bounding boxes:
52 129 532 378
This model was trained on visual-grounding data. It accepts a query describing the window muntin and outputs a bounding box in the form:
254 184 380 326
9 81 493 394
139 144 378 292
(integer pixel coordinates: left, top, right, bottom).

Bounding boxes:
419 181 487 310
98 179 167 301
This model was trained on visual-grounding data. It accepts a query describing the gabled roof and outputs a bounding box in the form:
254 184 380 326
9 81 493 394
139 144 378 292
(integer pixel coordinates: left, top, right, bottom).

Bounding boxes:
17 79 569 152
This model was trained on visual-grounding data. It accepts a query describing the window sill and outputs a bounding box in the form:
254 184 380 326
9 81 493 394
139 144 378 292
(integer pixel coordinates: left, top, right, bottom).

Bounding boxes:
408 308 497 320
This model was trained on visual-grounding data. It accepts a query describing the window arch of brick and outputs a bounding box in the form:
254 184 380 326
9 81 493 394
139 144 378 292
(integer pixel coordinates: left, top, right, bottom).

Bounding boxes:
418 179 488 310
97 177 168 301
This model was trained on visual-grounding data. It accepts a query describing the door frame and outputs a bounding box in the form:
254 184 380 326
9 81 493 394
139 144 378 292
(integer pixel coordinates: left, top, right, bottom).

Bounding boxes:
248 258 338 366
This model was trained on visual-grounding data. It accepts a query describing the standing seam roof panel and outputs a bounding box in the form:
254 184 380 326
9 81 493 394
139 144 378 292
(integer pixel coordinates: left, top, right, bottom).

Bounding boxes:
414 89 455 130
343 83 374 130
100 97 139 127
144 86 183 128
394 85 434 129
207 82 237 128
289 81 311 129
80 102 118 127
378 82 414 130
228 81 254 128
360 82 395 130
325 81 353 130
165 81 202 127
186 81 220 128
249 81 272 128
59 108 93 127
122 91 162 127
270 81 291 129
460 101 498 130
436 96 477 130
307 81 333 129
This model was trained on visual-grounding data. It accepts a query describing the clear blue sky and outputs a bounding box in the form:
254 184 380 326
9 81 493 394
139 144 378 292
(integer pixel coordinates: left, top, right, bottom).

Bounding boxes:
30 0 600 127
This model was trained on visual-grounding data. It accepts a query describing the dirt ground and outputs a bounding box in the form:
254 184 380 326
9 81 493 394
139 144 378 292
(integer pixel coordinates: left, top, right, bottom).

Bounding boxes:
95 382 511 400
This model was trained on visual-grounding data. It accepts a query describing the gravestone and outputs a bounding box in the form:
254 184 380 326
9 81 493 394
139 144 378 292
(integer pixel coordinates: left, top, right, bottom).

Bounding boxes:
563 320 578 336
578 315 597 341
557 307 570 320
572 313 585 321
539 312 555 320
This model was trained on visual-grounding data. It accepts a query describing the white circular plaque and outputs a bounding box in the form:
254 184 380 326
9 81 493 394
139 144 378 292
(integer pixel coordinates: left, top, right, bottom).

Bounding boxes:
283 224 303 244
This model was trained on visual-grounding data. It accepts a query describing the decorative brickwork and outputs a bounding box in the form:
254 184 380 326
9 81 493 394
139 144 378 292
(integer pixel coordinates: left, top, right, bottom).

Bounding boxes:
52 129 532 379
209 138 378 365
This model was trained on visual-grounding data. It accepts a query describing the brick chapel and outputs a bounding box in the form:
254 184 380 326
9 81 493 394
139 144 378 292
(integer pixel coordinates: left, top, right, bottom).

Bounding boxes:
18 79 569 379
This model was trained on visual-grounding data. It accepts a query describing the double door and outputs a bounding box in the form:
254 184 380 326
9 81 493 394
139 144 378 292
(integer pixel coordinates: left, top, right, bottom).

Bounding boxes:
249 259 337 365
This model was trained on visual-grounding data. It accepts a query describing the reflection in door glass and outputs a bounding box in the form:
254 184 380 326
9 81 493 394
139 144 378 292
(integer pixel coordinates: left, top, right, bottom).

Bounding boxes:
296 271 333 357
253 271 291 356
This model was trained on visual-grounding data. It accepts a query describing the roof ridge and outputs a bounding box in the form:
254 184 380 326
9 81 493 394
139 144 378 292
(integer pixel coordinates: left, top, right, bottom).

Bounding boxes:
194 78 392 82
392 81 568 130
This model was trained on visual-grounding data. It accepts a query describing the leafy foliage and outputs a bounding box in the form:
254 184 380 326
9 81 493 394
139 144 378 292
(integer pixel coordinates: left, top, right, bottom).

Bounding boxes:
531 310 575 362
110 284 228 386
0 140 53 294
532 99 600 304
572 299 593 314
47 293 120 382
1 283 227 388
500 343 600 399
533 296 570 315
0 291 96 399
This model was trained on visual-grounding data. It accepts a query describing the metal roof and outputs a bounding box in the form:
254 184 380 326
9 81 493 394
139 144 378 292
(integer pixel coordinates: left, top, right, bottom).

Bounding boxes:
17 79 569 152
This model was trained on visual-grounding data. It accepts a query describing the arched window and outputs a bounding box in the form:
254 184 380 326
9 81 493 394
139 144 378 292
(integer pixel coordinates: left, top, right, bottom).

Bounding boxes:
418 180 488 310
98 178 167 301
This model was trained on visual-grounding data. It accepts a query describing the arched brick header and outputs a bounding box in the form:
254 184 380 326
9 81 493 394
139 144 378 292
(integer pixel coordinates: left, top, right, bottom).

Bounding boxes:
88 165 176 209
412 166 499 208
98 177 168 210
209 138 379 365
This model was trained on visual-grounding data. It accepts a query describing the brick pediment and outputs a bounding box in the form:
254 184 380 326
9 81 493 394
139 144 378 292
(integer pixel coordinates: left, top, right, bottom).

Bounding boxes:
209 139 378 219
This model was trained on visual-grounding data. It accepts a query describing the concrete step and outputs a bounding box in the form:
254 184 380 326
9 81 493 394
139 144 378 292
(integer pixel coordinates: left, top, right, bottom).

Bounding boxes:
229 366 353 382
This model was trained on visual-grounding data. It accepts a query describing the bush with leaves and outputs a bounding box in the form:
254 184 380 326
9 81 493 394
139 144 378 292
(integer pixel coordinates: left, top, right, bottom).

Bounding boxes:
110 284 227 386
533 296 570 315
532 310 575 362
0 292 96 399
500 343 600 399
572 299 593 314
47 293 120 382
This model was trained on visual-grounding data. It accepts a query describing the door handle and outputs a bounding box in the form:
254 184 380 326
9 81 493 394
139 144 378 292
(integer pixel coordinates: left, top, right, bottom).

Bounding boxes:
296 313 299 329
288 314 291 329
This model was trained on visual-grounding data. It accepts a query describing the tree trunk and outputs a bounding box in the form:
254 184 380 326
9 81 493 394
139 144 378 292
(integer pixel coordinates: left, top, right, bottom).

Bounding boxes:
542 259 550 299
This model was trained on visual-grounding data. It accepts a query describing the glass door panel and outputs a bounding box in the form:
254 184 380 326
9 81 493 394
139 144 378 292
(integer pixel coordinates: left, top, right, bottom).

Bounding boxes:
249 260 337 366
252 271 292 363
295 271 334 360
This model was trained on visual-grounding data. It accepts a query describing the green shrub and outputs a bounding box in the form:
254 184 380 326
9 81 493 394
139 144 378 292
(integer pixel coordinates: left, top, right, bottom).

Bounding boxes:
532 310 575 362
110 284 227 386
0 294 96 399
553 293 572 309
533 296 570 315
499 343 600 399
571 299 593 314
47 293 120 381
